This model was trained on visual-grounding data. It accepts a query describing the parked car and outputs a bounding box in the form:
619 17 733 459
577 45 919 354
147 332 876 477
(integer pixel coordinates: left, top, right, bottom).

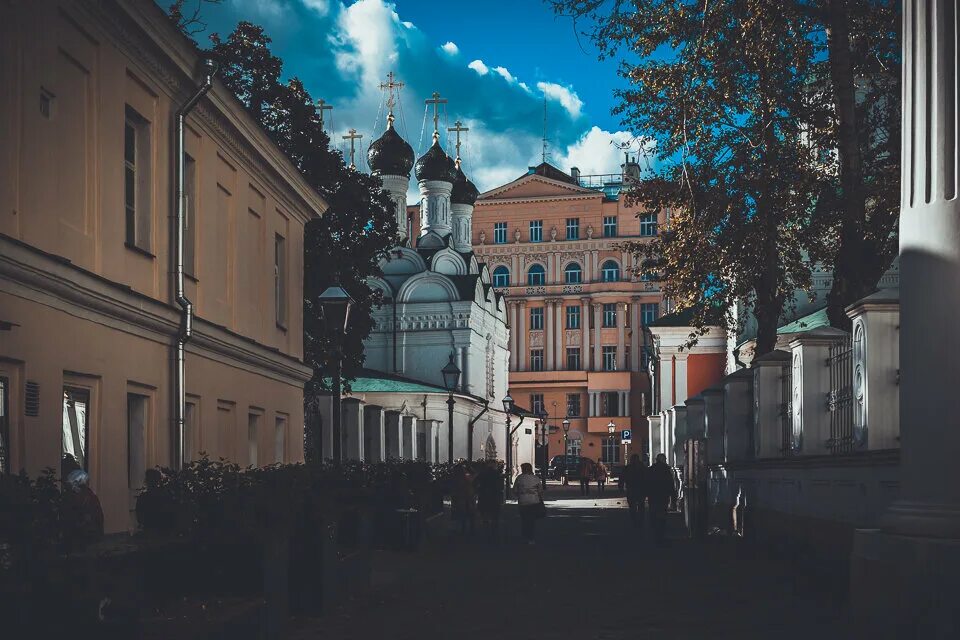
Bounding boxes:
548 455 582 480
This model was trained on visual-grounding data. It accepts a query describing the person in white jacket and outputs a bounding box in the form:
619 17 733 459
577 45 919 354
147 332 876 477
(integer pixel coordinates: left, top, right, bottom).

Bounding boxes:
513 463 544 544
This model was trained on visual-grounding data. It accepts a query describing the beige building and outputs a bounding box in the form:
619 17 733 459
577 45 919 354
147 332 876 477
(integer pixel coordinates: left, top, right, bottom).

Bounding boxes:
0 0 325 531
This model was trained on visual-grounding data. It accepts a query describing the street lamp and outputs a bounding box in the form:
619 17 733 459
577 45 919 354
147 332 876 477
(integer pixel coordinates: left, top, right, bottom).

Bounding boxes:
537 410 549 488
502 393 514 497
441 354 461 463
318 280 354 462
607 420 616 468
561 418 571 486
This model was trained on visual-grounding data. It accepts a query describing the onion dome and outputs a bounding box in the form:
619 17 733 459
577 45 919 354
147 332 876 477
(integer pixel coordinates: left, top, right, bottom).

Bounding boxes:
415 139 457 183
367 121 414 177
451 165 479 205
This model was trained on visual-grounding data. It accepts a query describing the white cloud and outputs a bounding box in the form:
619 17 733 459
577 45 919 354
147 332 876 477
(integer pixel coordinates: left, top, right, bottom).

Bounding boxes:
493 66 516 83
518 82 530 92
537 81 584 119
554 126 646 176
301 0 329 16
468 59 489 75
331 0 402 82
440 41 459 56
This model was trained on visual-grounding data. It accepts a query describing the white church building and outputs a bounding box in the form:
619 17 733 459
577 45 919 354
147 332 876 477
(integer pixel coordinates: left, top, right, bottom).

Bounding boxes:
319 99 531 470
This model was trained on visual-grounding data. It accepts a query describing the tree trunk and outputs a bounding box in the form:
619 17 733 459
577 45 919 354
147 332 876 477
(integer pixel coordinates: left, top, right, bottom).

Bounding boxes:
824 0 869 330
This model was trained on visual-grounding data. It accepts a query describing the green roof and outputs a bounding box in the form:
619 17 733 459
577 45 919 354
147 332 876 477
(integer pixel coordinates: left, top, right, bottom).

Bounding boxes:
777 307 831 335
348 376 448 394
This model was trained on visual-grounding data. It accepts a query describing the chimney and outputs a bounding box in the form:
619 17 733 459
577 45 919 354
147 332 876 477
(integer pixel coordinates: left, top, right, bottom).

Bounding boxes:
571 167 580 182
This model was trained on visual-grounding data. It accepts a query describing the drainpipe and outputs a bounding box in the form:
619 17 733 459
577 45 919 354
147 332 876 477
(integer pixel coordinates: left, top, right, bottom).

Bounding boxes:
467 400 489 461
173 58 218 470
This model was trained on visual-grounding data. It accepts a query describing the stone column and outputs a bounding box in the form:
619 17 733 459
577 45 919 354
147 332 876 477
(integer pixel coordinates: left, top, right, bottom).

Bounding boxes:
659 354 674 411
617 303 627 370
363 405 385 462
555 298 565 369
788 328 847 455
702 387 725 465
517 300 527 372
751 350 790 459
592 303 603 370
509 302 518 371
581 297 592 370
648 414 662 458
674 353 689 404
630 297 641 370
385 411 402 459
341 399 364 461
722 369 753 463
685 396 706 440
401 416 415 460
545 301 555 370
623 391 631 417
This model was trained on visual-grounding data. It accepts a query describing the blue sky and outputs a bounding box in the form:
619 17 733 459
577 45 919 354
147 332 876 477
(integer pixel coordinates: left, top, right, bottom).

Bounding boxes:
191 0 644 191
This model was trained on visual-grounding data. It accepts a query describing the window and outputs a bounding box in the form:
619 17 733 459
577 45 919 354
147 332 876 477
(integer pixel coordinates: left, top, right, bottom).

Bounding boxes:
566 347 581 371
124 105 152 252
63 387 90 471
493 266 510 287
127 393 149 490
566 438 582 457
641 303 660 325
183 399 198 465
566 218 580 240
273 415 285 463
602 438 621 465
640 212 658 237
248 413 260 467
564 262 582 284
641 271 658 282
275 234 287 328
530 394 545 416
0 376 9 474
641 346 651 370
529 220 543 242
494 222 507 244
601 260 621 282
527 264 546 286
566 393 581 417
530 349 544 372
602 346 618 371
603 303 617 327
530 307 544 330
603 216 618 238
566 305 581 329
600 391 620 415
183 154 197 276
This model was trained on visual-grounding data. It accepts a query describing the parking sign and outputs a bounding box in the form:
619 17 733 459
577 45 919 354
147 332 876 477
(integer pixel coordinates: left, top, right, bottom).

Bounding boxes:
621 429 632 444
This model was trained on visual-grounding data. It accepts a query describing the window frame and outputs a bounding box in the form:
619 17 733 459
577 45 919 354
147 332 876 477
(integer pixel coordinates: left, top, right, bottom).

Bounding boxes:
124 105 152 253
527 264 546 286
639 212 658 237
565 305 581 329
494 222 508 244
564 262 582 284
529 220 543 243
274 233 288 329
566 393 581 417
601 260 621 283
641 302 660 326
530 394 545 416
565 217 580 240
603 303 617 328
530 307 544 330
493 266 510 288
566 347 581 371
127 391 150 490
530 349 545 372
602 346 618 371
603 215 618 238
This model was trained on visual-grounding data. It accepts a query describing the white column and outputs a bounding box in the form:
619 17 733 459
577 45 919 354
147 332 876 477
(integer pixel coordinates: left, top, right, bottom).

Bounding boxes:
509 302 518 371
685 396 705 440
581 297 591 370
702 387 725 465
788 328 847 455
623 391 631 417
630 297 641 370
555 298 565 369
517 300 527 372
751 350 790 459
545 301 555 370
722 369 753 463
659 355 674 412
593 303 602 371
648 414 662 458
342 400 364 461
363 406 385 462
385 411 402 459
617 303 626 370
674 353 689 405
402 416 415 459
672 406 688 467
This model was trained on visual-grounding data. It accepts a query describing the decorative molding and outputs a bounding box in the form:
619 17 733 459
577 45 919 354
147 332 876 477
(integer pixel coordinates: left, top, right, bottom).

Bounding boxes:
529 331 544 347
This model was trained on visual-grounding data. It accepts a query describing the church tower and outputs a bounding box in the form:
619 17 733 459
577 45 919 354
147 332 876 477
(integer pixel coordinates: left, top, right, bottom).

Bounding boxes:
449 120 479 253
367 74 415 244
415 92 457 238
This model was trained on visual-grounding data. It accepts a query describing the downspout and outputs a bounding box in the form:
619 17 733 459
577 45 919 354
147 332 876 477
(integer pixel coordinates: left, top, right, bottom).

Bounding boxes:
467 399 489 461
174 58 217 470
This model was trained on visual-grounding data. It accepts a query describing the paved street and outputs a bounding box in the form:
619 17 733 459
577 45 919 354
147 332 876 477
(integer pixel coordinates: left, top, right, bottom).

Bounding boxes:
291 482 851 639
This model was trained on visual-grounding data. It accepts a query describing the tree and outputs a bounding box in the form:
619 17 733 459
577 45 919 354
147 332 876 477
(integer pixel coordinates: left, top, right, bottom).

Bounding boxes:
550 0 826 355
550 0 900 345
167 15 397 457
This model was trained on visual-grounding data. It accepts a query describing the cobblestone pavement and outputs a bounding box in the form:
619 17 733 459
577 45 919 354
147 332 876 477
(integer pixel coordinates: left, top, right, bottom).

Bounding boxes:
291 483 851 640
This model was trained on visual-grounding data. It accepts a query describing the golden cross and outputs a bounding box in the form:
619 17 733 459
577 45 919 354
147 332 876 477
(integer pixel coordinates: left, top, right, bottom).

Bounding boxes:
447 120 469 168
379 71 405 127
342 128 362 169
316 98 333 132
425 91 448 141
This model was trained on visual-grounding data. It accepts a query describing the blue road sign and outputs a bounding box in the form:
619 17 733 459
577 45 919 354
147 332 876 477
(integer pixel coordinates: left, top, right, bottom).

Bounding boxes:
621 429 632 443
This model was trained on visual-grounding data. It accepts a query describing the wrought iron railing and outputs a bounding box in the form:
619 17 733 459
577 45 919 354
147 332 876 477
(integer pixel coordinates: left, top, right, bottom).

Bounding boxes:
827 334 854 454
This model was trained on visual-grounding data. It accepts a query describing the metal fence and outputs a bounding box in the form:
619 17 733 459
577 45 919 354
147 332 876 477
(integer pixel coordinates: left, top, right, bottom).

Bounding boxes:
827 334 854 454
779 363 796 455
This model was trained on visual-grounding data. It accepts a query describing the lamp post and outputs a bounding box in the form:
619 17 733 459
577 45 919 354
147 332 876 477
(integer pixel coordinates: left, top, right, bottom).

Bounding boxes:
502 393 514 498
537 410 549 488
441 354 462 463
561 418 571 486
318 280 354 463
607 420 616 468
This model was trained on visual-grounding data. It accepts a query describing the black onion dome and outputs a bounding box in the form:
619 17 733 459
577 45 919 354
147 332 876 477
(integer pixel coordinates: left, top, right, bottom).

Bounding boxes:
367 124 414 177
415 139 457 183
451 166 479 205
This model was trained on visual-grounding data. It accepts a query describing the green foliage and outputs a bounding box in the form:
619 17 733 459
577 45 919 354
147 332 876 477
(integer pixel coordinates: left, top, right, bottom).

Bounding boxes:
549 0 900 352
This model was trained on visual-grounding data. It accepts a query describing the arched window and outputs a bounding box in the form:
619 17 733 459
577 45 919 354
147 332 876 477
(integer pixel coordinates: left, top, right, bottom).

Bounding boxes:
564 262 582 284
527 264 546 286
493 266 510 288
601 260 621 282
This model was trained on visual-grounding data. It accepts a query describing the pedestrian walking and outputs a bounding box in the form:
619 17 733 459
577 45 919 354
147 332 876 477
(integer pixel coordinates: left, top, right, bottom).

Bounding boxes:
451 464 477 536
622 454 648 533
513 463 544 544
648 453 677 545
475 461 504 540
595 459 608 494
578 458 592 496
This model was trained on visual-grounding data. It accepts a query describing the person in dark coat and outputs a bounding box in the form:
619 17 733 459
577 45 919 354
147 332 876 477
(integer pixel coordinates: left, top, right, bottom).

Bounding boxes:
577 458 592 496
647 453 677 545
474 461 504 540
622 454 648 532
